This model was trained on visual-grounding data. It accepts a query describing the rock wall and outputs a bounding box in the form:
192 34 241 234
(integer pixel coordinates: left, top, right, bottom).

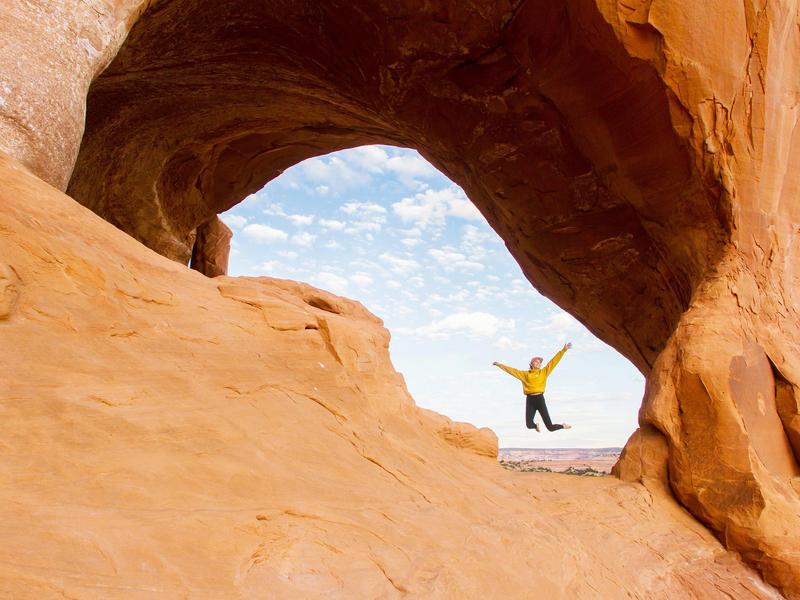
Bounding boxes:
190 216 232 278
67 0 705 369
0 149 782 598
0 0 150 189
1 0 800 596
605 1 800 592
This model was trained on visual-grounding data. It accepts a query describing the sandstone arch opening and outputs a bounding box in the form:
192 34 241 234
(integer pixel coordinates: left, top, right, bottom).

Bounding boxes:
67 0 704 376
57 0 800 595
216 144 645 451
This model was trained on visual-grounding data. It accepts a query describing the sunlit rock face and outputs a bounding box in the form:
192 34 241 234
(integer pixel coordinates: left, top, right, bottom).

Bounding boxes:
1 0 799 596
0 151 782 598
0 0 150 189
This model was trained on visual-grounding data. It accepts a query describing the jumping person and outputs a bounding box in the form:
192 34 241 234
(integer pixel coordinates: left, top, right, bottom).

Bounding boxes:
493 343 573 432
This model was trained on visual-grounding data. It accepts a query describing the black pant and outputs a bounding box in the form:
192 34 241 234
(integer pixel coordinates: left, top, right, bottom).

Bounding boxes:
525 394 563 431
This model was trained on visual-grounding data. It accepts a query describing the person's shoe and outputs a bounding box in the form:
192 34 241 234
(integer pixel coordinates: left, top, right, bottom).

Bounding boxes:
562 423 572 429
533 423 540 432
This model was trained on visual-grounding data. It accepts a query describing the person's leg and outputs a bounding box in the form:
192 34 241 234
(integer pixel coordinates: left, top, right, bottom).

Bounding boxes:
535 395 564 431
525 395 540 431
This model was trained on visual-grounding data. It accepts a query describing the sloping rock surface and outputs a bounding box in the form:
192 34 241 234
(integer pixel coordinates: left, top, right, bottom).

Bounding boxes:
0 153 783 598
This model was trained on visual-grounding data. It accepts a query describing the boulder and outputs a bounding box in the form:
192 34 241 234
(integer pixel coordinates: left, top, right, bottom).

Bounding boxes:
190 216 232 277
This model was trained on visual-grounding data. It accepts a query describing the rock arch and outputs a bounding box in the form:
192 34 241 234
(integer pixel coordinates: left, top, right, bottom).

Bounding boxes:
3 0 800 595
68 0 712 374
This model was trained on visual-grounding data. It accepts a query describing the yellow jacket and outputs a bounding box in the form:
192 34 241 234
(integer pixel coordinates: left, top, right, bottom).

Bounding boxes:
495 348 567 395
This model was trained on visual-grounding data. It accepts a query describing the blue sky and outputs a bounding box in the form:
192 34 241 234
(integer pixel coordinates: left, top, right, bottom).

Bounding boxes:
221 145 644 448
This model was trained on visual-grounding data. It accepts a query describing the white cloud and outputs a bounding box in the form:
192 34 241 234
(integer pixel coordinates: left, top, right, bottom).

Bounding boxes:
344 221 382 234
315 185 330 195
428 290 470 306
314 272 348 294
399 312 515 340
256 261 278 272
493 336 524 350
323 146 439 185
544 312 583 333
262 203 286 216
401 227 422 238
385 280 402 289
392 191 447 229
459 261 484 271
462 224 492 244
448 195 483 220
243 223 288 243
287 214 315 227
319 219 346 231
351 273 374 287
529 311 587 343
392 304 415 316
473 285 508 303
296 155 371 189
461 224 495 261
325 240 341 249
379 252 420 274
239 189 270 208
278 250 299 259
220 214 248 229
340 202 387 235
428 248 485 272
350 259 379 270
385 154 440 179
392 186 481 230
291 232 316 247
544 312 585 342
347 146 390 173
340 202 387 216
401 238 421 247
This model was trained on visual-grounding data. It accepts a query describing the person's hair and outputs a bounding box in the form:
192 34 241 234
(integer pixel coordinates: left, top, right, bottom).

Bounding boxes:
530 356 543 364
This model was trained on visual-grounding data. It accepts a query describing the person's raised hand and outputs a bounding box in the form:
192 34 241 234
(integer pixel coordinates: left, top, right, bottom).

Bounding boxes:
564 342 572 351
492 361 499 366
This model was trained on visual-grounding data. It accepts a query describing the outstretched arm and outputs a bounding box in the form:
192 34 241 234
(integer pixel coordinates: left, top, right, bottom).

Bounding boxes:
493 361 526 380
543 343 571 375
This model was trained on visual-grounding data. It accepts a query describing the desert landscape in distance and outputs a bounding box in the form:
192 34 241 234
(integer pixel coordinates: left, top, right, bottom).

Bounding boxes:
500 448 622 475
2 0 799 598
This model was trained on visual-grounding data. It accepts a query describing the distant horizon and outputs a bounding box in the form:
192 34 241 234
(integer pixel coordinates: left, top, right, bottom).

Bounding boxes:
500 446 623 451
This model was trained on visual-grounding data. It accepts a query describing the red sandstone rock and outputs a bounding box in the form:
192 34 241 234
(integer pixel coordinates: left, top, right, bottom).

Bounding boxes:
1 0 800 596
189 216 232 277
0 151 783 598
0 0 149 189
0 263 19 320
419 407 500 458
